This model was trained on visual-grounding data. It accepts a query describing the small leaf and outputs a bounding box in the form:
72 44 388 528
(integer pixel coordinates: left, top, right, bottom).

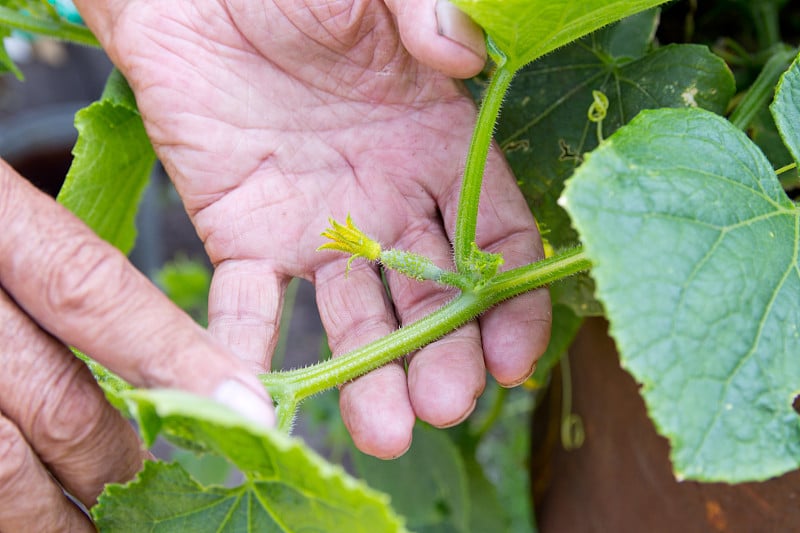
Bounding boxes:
57 69 155 254
451 0 669 70
562 107 800 482
93 389 407 532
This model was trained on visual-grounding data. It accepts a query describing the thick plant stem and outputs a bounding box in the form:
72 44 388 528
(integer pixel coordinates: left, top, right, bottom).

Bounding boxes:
454 62 516 273
261 247 591 409
0 6 99 47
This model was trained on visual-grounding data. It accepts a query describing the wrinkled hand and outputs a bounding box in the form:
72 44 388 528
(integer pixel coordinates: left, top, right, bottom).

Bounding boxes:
0 161 274 530
78 0 551 458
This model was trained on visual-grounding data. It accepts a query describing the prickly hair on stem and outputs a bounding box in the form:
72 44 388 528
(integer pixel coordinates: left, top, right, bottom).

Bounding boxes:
318 215 470 289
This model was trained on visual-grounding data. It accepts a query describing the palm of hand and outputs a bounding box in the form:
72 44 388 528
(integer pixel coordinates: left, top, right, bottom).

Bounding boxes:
111 0 549 457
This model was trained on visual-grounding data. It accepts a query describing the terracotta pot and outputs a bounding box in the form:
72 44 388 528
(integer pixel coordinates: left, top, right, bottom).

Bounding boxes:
533 318 800 532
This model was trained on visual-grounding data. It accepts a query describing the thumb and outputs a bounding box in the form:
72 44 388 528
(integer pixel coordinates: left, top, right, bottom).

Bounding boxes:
383 0 487 79
0 161 274 427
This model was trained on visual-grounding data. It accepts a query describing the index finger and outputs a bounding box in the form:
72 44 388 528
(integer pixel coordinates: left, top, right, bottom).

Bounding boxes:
0 160 274 426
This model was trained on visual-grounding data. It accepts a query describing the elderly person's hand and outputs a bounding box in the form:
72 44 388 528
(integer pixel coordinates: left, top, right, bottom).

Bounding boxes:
75 0 551 459
0 161 274 530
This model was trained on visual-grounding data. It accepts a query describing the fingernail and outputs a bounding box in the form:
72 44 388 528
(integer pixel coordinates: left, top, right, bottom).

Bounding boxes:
501 361 538 388
439 397 477 428
435 0 486 59
213 378 276 429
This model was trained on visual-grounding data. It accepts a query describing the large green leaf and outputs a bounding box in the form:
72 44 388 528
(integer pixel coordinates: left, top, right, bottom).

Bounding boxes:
561 106 800 482
451 0 669 70
57 69 155 254
93 389 407 532
495 9 734 249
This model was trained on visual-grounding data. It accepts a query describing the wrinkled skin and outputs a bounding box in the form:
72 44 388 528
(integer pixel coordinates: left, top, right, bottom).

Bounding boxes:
78 0 552 457
0 1 551 529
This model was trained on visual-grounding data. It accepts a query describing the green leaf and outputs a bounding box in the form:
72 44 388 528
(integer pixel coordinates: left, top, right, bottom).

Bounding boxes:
561 107 800 482
353 424 469 533
93 389 408 532
460 451 510 533
472 388 537 533
57 69 155 254
0 0 59 19
496 9 734 250
171 449 233 487
0 27 23 79
0 0 98 45
547 272 604 316
73 349 132 415
451 0 669 70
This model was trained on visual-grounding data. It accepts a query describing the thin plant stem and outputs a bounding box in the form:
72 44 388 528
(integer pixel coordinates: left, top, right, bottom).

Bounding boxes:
776 162 798 176
473 384 508 441
559 353 584 450
0 6 100 47
454 61 516 273
262 247 591 411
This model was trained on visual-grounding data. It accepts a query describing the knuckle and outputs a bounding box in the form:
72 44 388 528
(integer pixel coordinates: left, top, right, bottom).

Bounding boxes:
44 236 131 317
28 362 110 462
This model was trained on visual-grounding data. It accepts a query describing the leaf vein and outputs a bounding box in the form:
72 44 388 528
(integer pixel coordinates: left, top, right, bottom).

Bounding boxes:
688 212 800 467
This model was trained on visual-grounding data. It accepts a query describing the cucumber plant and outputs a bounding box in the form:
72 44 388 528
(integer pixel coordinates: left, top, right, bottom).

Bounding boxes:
2 0 799 530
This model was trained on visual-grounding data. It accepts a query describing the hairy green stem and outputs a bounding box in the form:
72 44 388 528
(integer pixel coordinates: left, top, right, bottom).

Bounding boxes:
454 62 516 272
0 6 99 47
261 247 591 418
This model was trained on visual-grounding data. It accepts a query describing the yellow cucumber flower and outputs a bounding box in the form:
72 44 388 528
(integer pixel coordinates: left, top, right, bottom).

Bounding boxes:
318 215 381 272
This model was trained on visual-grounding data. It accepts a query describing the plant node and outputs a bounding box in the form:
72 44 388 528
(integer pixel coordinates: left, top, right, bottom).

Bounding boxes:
466 242 504 285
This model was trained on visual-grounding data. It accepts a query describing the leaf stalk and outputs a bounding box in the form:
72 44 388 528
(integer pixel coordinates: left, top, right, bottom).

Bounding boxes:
454 60 517 273
260 247 591 414
0 6 100 47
